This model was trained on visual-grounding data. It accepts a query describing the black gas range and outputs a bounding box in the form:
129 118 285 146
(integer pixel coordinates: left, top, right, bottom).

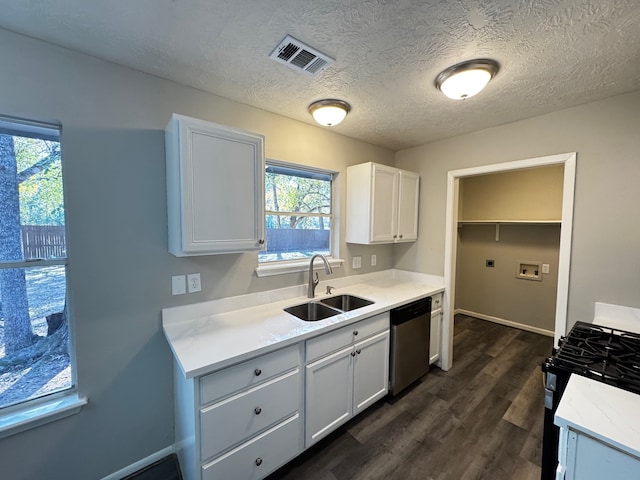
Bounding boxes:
540 321 640 480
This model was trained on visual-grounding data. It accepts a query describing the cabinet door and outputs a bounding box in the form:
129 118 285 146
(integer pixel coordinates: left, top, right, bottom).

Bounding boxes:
370 164 398 242
305 346 353 447
564 429 640 480
429 311 442 365
166 114 265 256
353 330 390 415
396 171 419 242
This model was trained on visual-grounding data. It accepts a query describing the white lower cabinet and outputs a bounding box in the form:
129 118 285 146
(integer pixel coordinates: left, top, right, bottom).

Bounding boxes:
557 427 640 480
174 344 303 480
305 346 353 445
353 331 390 414
305 313 390 447
174 312 391 479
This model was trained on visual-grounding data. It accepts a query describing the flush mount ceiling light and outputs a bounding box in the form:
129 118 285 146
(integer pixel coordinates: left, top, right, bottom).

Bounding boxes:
435 59 499 100
308 99 351 127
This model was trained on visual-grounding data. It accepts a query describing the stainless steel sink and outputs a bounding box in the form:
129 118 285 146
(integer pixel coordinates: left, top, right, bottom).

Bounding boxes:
320 294 374 311
284 301 341 322
284 294 375 321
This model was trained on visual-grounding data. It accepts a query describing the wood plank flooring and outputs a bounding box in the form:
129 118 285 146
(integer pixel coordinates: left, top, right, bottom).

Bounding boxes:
267 314 553 480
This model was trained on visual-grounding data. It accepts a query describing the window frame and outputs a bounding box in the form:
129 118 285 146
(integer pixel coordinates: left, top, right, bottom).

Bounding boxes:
256 159 342 277
0 115 84 438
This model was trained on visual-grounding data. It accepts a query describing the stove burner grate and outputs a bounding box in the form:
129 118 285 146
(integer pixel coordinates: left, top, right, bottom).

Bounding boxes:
548 321 640 395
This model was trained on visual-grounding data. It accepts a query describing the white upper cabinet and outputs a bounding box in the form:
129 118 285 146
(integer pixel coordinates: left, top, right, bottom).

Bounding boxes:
346 162 420 244
165 114 265 256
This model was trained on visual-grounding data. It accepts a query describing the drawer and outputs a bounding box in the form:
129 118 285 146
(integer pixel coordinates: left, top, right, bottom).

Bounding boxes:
306 312 389 363
200 344 299 405
202 413 301 480
200 369 300 461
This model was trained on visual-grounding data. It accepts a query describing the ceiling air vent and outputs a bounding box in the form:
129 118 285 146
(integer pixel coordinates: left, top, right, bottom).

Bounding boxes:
269 35 334 77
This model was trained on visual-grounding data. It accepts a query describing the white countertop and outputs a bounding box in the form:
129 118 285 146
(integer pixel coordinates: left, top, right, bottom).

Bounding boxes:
555 374 640 459
162 269 444 379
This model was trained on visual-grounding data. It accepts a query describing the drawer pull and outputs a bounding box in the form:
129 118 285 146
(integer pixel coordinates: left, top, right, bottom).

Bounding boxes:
351 351 356 357
356 349 362 355
255 458 263 467
254 407 262 415
353 330 358 336
254 368 262 377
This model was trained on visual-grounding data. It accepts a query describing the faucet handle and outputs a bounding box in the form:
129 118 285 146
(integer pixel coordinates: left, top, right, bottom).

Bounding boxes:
313 272 320 287
326 285 335 295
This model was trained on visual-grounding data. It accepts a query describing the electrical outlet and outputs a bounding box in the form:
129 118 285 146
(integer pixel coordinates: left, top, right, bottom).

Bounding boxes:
171 275 186 295
187 273 202 293
352 256 362 269
371 254 377 266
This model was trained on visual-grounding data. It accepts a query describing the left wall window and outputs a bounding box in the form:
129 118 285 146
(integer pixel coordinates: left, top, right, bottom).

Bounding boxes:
0 116 72 410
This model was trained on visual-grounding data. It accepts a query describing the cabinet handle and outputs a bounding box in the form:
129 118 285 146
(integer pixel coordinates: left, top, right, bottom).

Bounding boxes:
356 349 362 355
351 351 356 357
393 234 398 238
353 330 358 336
258 239 265 245
254 407 262 415
399 234 403 238
255 458 263 466
254 368 262 377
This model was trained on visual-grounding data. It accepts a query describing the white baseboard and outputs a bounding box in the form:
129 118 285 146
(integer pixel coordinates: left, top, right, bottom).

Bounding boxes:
101 445 176 480
455 309 554 337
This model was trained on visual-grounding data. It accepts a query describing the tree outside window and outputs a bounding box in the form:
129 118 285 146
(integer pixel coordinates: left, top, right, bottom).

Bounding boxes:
0 117 71 410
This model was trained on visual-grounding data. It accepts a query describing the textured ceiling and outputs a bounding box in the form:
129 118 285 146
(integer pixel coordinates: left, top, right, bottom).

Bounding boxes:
1 0 639 151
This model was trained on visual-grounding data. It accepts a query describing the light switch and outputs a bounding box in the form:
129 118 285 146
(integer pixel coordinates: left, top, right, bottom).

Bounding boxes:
542 264 550 274
171 275 186 295
371 254 377 266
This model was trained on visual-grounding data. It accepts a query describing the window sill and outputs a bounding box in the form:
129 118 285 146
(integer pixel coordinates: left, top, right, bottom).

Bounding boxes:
0 392 87 440
256 258 344 277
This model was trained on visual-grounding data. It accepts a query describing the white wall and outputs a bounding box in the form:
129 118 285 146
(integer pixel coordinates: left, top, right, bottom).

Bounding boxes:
395 89 640 331
0 29 394 479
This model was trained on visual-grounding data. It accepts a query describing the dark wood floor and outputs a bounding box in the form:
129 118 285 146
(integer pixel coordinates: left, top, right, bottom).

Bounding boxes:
267 315 553 480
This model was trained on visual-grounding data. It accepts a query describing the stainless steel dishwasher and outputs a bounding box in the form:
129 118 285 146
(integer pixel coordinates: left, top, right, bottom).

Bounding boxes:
389 296 432 395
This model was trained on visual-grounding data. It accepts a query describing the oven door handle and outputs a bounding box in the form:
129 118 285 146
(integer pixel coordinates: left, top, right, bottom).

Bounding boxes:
545 387 554 409
544 371 557 410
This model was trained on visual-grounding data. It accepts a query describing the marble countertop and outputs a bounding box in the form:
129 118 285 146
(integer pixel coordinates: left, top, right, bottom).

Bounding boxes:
555 374 640 459
162 269 444 379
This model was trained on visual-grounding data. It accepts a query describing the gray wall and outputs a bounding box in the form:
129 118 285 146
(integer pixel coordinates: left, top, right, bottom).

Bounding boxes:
0 29 395 479
455 224 560 332
395 89 640 332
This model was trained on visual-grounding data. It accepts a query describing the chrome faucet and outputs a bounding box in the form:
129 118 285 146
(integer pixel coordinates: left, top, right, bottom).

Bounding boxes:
307 254 333 298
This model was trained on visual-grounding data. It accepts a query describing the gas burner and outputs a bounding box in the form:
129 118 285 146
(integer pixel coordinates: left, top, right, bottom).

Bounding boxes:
548 321 640 395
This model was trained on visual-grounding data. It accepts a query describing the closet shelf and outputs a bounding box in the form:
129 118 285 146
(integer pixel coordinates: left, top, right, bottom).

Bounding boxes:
457 220 561 241
458 220 561 225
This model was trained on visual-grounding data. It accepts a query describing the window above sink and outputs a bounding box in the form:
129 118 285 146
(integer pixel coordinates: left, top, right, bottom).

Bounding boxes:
256 160 343 277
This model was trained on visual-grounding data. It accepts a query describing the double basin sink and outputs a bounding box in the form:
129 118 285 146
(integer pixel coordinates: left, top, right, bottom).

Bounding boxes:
284 294 374 322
